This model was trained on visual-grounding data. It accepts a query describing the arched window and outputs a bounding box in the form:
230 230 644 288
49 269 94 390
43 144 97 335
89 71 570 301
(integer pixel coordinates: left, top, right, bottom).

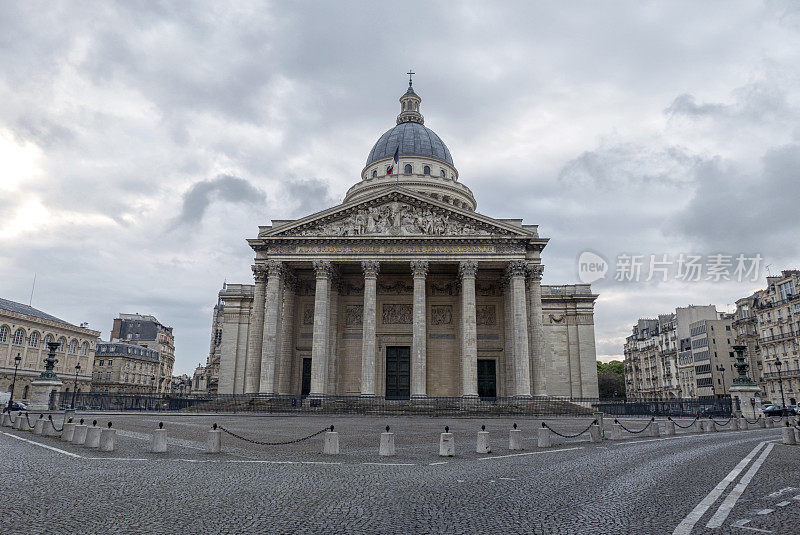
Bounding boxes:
80 342 88 356
440 169 445 178
68 340 77 354
372 170 377 178
0 326 8 343
423 165 430 175
44 334 53 347
12 329 25 345
23 385 29 399
57 337 67 352
404 164 412 174
28 332 39 348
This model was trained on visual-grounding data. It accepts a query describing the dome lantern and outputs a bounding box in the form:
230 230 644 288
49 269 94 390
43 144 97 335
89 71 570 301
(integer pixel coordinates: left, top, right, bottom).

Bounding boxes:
397 70 423 125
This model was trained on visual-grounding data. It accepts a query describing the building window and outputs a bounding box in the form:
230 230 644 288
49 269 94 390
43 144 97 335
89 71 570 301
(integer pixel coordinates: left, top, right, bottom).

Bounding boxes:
108 359 113 366
12 329 25 345
57 338 66 352
99 360 104 367
372 170 377 178
80 342 88 355
28 332 39 348
404 164 412 174
423 165 430 175
0 326 8 343
440 169 445 178
23 385 29 398
68 340 77 354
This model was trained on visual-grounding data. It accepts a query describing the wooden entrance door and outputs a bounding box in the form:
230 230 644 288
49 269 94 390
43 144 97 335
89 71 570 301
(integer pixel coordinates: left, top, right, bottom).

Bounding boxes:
385 346 411 400
477 359 497 399
301 358 312 396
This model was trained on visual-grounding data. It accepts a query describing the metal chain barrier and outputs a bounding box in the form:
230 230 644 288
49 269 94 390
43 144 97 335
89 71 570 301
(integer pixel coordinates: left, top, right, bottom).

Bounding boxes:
48 415 64 433
711 417 732 427
217 425 331 446
542 419 597 438
743 415 760 425
615 418 653 434
668 416 699 429
24 413 37 429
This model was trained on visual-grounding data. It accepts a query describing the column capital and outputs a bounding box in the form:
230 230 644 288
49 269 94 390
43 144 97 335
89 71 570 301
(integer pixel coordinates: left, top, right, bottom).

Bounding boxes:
410 260 429 278
458 260 478 279
313 260 334 279
251 264 268 283
361 260 380 278
505 260 527 278
527 263 545 281
265 260 284 278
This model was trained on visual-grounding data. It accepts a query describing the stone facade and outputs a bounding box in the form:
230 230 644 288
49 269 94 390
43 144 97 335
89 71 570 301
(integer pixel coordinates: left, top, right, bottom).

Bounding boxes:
91 341 160 394
0 297 98 402
110 313 175 393
215 82 599 399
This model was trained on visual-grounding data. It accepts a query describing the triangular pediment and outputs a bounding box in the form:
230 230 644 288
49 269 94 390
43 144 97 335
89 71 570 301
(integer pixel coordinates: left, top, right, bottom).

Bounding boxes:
261 187 534 238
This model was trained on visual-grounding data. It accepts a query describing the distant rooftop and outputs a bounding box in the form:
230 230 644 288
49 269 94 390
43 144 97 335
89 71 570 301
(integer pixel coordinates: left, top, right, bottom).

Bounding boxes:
0 297 73 327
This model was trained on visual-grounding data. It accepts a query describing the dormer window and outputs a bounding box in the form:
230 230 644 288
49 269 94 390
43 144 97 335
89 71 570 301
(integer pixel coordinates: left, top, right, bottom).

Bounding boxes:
423 165 430 175
404 164 412 174
372 170 377 178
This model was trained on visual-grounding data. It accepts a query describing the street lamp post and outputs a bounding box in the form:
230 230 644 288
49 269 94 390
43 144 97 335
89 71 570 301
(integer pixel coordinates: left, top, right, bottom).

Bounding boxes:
6 353 22 412
70 363 81 410
716 365 726 397
775 357 787 414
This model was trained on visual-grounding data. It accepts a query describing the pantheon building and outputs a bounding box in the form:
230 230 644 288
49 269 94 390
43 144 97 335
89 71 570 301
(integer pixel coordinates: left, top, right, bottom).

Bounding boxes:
217 81 599 400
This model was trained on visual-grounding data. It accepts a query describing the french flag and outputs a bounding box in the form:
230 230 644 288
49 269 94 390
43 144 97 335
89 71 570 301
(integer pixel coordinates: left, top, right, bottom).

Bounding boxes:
387 146 399 175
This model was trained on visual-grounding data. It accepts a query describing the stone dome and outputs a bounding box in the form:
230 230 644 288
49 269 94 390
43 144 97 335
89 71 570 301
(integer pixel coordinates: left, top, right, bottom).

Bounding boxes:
366 122 454 167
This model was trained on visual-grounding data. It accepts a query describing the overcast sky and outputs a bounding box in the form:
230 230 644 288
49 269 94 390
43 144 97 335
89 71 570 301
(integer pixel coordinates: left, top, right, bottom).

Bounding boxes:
2 1 800 374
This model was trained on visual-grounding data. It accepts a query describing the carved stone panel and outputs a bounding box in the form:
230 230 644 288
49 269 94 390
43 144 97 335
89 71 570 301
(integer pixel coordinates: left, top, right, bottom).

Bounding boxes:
430 282 457 296
378 281 413 295
476 305 496 326
430 305 453 325
346 305 363 327
476 282 500 297
382 304 413 324
302 305 315 325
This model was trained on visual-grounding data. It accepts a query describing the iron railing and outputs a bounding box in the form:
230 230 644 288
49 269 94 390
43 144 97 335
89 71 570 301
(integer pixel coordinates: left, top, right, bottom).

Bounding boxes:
48 392 734 417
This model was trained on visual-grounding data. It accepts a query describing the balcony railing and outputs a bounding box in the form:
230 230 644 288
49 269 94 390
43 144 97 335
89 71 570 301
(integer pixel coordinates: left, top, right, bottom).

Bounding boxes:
759 331 797 344
763 369 800 379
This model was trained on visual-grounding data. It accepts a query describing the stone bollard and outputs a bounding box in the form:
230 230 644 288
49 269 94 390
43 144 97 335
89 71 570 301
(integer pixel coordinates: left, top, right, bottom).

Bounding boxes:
649 419 660 437
43 417 59 437
85 421 101 448
766 417 774 429
72 420 88 445
794 426 800 443
151 422 168 453
537 424 551 448
62 420 76 442
610 422 622 440
781 423 796 445
757 417 766 428
14 414 25 430
99 423 115 452
665 420 676 436
379 425 396 457
509 423 523 451
738 418 747 431
33 415 45 435
206 423 222 454
589 423 601 443
0 413 9 427
476 425 491 454
323 426 339 455
692 419 702 433
439 426 455 457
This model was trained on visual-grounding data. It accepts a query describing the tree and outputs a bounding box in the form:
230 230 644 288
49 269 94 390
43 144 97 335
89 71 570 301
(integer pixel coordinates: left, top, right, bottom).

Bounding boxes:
597 360 626 398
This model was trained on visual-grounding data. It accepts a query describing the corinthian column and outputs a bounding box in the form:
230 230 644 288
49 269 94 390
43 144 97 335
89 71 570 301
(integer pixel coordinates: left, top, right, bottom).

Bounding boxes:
310 261 333 396
360 260 380 396
527 263 546 396
507 261 531 397
459 260 479 397
244 264 267 393
410 260 429 398
259 260 284 393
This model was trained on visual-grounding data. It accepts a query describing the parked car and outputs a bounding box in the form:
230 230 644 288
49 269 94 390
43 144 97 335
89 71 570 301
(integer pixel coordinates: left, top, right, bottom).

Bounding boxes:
762 404 793 416
6 401 28 411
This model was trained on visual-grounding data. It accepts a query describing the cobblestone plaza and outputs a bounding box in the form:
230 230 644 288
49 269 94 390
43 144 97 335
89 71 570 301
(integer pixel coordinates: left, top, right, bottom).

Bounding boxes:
2 413 798 534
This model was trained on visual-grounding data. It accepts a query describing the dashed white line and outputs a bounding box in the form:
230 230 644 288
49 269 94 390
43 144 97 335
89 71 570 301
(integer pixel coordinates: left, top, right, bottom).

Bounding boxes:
732 519 773 533
429 461 448 465
755 509 774 515
705 443 774 528
499 477 516 481
0 430 83 458
672 441 766 535
362 462 416 466
477 446 584 460
617 434 704 446
765 486 796 498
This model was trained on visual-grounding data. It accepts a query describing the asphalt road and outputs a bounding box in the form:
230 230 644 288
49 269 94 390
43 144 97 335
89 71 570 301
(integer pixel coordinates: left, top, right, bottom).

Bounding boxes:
0 414 797 534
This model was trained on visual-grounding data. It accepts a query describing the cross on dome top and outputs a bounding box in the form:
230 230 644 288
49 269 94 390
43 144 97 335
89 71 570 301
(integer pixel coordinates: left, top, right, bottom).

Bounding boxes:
398 72 423 125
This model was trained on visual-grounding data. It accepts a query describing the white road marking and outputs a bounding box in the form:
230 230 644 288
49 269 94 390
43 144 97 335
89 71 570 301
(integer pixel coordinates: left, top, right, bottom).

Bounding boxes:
794 495 800 501
755 509 773 515
732 519 773 533
775 501 790 507
429 461 448 465
617 434 704 446
499 477 515 481
706 443 774 528
478 446 584 460
0 430 83 458
765 487 796 498
228 460 298 464
302 461 342 465
672 442 766 535
362 462 415 466
457 479 465 483
85 457 148 461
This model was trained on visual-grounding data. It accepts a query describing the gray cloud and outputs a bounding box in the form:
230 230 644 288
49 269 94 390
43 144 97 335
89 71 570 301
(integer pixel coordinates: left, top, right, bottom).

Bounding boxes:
171 174 266 228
